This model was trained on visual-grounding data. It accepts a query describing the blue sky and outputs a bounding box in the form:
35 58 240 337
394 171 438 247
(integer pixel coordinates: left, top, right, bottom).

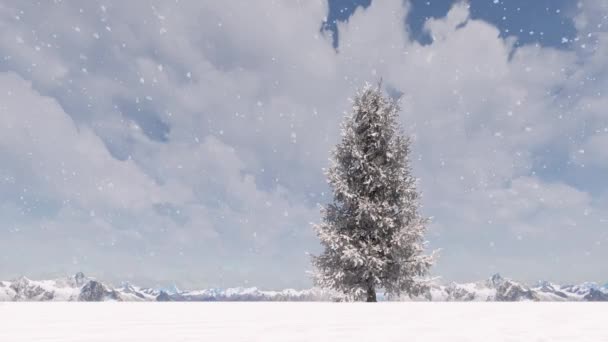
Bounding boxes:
327 0 578 47
0 0 607 289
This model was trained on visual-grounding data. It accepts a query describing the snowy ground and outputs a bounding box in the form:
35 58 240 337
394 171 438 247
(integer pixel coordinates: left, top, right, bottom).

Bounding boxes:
0 303 605 341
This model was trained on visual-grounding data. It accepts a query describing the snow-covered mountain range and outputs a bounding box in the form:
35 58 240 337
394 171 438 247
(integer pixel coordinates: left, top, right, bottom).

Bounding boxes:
1 273 606 302
420 274 608 302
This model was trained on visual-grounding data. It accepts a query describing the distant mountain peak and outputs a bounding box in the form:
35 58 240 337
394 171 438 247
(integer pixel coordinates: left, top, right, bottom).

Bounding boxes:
79 280 121 302
72 272 88 287
1 274 607 302
488 273 505 287
158 284 181 295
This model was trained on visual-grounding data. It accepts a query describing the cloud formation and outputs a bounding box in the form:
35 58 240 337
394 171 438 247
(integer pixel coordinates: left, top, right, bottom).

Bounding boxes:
0 0 606 288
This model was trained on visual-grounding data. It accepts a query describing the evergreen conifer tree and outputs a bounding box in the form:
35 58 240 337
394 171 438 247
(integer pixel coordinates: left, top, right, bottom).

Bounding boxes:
312 84 435 302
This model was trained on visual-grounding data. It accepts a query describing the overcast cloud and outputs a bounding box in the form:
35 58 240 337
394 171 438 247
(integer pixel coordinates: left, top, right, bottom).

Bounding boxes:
0 0 607 289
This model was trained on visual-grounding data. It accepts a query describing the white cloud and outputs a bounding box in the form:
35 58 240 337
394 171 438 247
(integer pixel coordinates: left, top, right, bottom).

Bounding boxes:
0 72 178 210
0 0 606 286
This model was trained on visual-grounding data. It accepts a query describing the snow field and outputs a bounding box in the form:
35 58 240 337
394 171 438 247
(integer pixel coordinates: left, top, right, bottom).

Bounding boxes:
0 302 606 341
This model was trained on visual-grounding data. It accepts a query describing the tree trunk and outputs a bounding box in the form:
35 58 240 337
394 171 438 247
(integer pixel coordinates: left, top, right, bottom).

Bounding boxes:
366 285 377 302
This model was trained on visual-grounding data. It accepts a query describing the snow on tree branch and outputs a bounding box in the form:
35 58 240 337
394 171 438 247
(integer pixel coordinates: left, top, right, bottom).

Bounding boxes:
311 83 437 302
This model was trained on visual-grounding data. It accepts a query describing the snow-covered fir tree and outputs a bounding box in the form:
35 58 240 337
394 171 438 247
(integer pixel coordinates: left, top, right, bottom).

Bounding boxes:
311 83 436 302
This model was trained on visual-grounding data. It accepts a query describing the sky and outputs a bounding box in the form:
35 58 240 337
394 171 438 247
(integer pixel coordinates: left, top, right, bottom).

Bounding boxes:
0 0 607 290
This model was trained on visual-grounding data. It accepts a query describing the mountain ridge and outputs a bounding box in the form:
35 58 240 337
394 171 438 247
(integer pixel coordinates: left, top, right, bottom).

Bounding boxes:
1 273 606 302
